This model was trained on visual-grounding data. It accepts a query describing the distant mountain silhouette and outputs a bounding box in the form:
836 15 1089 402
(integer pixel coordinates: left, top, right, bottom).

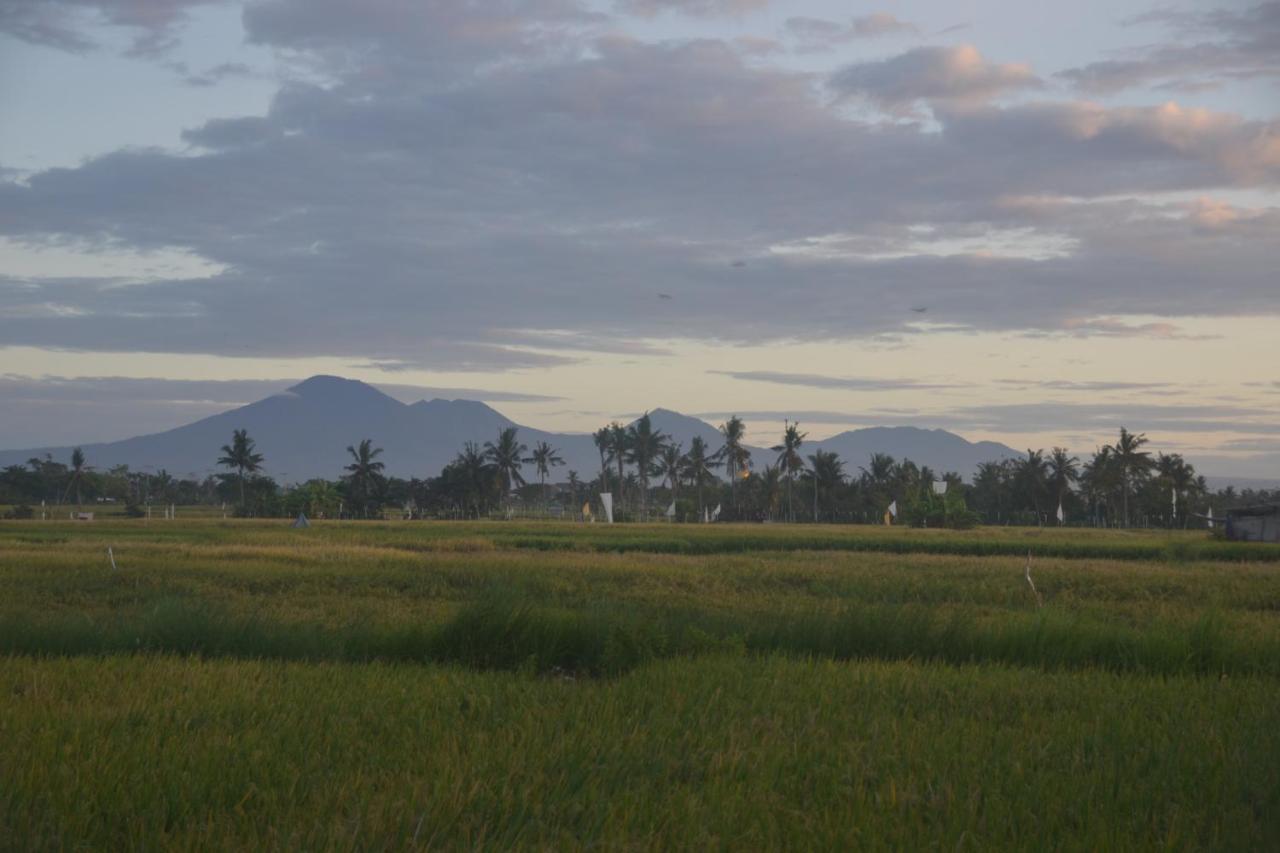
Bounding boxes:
0 375 1021 481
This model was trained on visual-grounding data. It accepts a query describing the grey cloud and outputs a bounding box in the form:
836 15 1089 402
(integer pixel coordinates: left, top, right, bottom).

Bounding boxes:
784 13 917 51
0 0 225 56
616 0 767 17
830 44 1041 111
996 379 1177 392
2 10 1279 365
709 371 965 391
1058 2 1280 94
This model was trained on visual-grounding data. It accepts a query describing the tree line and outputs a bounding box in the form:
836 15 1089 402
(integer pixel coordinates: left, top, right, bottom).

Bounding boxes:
2 421 1273 527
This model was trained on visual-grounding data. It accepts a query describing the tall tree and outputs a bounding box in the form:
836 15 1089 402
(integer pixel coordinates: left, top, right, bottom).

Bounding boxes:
343 439 386 518
217 429 264 510
772 421 807 522
452 442 493 517
592 427 613 495
717 415 752 516
484 427 527 503
807 449 845 522
527 441 565 505
61 447 87 509
1048 447 1080 518
656 442 683 508
609 422 628 509
1111 427 1153 527
1014 449 1051 524
624 413 667 520
681 436 719 519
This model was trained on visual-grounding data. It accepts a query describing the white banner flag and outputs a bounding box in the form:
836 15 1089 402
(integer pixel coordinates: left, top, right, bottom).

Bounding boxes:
600 492 614 524
665 501 676 518
1056 500 1065 524
932 481 947 496
1207 507 1214 529
1171 487 1177 515
711 504 721 521
887 500 897 518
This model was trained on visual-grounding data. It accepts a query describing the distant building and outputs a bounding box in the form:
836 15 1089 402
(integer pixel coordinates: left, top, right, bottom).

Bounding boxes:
1225 504 1280 543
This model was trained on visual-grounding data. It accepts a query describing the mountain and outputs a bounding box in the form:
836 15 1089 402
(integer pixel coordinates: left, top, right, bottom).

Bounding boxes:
0 375 1022 482
810 427 1020 479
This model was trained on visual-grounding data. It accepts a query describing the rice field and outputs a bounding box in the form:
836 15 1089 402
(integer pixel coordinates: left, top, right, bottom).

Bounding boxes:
2 519 1279 848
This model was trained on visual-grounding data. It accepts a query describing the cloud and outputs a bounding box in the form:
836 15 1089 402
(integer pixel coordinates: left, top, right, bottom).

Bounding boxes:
784 13 917 51
616 0 768 17
709 370 965 391
0 0 227 56
1058 2 1280 94
1 4 1278 369
830 45 1041 111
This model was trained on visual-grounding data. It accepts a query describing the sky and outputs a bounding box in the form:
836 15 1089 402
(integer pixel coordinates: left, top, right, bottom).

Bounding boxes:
1 0 1278 477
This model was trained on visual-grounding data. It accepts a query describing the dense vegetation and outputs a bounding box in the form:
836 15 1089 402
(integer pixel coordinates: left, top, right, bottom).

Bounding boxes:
4 421 1275 527
1 519 1278 847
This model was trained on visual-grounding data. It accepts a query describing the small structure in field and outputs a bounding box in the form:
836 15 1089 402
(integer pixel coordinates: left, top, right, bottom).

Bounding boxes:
1225 504 1280 543
292 513 310 529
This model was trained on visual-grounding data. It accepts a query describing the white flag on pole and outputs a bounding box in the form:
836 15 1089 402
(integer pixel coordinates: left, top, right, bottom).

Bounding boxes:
887 500 897 519
932 481 947 496
1171 487 1177 516
711 504 721 521
703 507 709 524
1207 507 1214 529
600 492 614 524
665 501 676 519
1056 500 1065 524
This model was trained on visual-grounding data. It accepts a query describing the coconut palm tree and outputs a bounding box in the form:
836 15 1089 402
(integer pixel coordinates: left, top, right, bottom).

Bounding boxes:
772 421 807 522
1111 427 1153 528
625 413 667 519
1080 446 1117 527
1048 447 1080 517
592 427 613 495
1156 452 1197 527
452 441 493 517
217 429 264 510
1015 449 1051 524
609 422 628 509
566 470 582 514
806 449 845 522
527 441 565 505
717 415 751 515
484 427 527 502
681 436 720 519
656 442 683 508
760 465 783 521
343 439 386 518
61 447 87 509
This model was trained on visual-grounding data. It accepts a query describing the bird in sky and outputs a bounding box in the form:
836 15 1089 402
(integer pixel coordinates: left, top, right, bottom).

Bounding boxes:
658 293 672 300
911 306 928 313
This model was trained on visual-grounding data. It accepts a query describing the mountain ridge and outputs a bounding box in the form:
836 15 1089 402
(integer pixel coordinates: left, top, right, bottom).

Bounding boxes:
0 375 1025 482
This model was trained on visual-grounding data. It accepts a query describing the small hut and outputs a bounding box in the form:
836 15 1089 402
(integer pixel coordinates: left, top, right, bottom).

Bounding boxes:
1225 504 1280 543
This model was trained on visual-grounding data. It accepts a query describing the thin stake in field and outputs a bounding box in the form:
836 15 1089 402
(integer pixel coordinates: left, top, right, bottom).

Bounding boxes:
1025 549 1042 609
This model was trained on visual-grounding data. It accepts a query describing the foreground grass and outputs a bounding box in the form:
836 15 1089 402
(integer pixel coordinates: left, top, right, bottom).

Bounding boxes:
3 654 1278 850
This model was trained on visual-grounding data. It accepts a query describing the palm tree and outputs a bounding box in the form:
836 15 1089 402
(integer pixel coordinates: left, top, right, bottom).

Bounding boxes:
592 427 613 495
760 465 783 521
681 436 720 519
343 439 386 518
453 442 493 518
527 441 565 505
61 447 87 509
717 416 752 515
609 422 628 509
566 470 582 514
807 449 845 522
1015 449 1050 524
1048 447 1080 518
484 427 527 502
625 413 667 519
1156 453 1197 527
772 421 807 522
217 428 264 510
656 442 683 508
1111 427 1153 528
1081 446 1117 527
